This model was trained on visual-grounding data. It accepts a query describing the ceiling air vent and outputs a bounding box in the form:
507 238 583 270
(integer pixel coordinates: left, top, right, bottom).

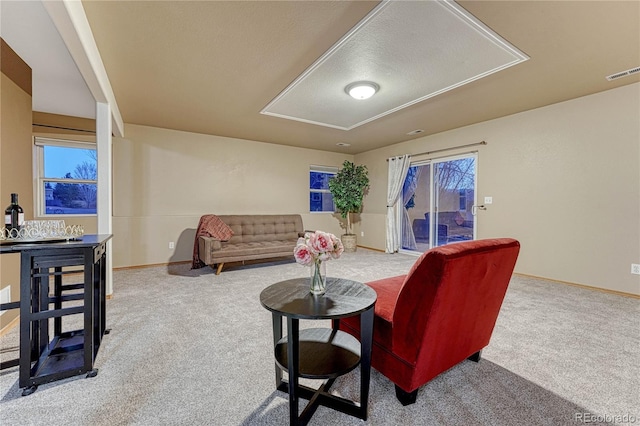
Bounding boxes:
606 66 640 81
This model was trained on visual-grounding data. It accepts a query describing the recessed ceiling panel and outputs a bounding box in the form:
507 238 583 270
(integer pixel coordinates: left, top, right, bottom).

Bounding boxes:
261 0 529 130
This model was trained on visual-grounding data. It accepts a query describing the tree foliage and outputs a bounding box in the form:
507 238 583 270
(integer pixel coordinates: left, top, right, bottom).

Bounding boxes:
436 158 474 192
51 157 98 209
74 161 97 208
53 173 79 207
74 161 96 180
328 160 369 234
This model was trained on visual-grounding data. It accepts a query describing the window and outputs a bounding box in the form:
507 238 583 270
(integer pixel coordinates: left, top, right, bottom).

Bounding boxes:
309 166 337 212
459 188 467 211
34 138 97 216
400 153 476 253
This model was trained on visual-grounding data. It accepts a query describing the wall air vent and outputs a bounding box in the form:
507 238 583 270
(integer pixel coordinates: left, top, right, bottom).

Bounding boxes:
606 66 640 81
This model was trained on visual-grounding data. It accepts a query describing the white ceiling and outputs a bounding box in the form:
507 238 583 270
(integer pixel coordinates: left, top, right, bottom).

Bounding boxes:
1 1 639 154
0 0 96 119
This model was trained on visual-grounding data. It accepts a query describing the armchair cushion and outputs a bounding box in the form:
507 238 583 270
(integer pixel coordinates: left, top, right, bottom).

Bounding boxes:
366 275 404 344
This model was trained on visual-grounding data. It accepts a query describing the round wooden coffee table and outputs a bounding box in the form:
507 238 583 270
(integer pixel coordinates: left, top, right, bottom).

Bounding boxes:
260 277 376 425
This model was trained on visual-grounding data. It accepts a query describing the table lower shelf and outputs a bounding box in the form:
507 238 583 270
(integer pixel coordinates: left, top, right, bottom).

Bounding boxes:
26 330 94 387
275 328 360 379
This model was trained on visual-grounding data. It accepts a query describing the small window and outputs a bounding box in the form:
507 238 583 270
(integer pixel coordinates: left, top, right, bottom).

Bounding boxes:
459 188 467 211
34 138 97 216
310 166 337 212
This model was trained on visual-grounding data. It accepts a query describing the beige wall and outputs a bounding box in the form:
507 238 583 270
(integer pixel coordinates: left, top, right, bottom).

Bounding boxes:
112 124 353 268
1 59 33 328
354 83 640 296
1 74 33 217
111 84 640 296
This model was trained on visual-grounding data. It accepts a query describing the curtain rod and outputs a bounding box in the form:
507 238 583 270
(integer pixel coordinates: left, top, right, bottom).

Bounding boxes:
387 141 486 161
33 123 96 134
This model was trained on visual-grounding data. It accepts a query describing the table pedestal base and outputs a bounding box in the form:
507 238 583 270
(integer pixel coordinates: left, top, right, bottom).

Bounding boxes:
276 378 367 426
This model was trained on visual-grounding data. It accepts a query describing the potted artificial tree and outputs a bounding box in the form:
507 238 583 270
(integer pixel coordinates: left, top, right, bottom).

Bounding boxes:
328 160 370 252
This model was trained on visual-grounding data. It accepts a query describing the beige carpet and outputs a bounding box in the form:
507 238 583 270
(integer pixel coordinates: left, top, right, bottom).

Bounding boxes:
1 248 638 425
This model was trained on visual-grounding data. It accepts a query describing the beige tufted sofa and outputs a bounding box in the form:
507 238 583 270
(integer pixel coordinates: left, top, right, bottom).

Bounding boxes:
198 214 304 274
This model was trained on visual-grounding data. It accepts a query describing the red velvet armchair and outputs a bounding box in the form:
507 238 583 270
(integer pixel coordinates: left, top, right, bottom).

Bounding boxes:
337 238 520 405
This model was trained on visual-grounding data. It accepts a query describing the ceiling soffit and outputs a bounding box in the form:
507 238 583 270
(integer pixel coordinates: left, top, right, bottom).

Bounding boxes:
261 0 529 131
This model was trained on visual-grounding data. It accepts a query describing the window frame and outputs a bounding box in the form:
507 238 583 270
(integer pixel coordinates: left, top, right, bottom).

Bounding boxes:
398 152 477 255
309 165 337 213
34 137 98 217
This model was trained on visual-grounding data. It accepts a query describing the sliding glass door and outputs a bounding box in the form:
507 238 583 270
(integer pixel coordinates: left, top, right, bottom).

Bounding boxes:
400 153 477 253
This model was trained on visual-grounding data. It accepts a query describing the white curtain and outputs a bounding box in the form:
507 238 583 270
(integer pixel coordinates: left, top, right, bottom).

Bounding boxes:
401 166 422 250
386 154 411 253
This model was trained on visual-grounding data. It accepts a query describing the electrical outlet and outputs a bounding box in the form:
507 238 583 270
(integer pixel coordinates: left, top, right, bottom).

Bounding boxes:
484 196 493 204
169 242 175 249
632 264 640 275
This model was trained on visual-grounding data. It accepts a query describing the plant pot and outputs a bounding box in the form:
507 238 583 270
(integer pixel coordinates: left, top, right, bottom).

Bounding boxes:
341 234 357 252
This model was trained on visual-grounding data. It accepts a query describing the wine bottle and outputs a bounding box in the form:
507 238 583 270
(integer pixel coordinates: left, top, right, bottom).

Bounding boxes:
4 193 25 232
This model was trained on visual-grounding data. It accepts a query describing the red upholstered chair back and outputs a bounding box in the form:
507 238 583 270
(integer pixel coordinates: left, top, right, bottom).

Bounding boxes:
392 238 520 382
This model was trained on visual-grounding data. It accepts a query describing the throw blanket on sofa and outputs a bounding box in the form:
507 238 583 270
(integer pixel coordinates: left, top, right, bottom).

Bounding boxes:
191 215 234 269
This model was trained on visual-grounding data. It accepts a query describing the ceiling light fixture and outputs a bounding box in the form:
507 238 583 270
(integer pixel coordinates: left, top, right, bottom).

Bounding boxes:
345 81 379 100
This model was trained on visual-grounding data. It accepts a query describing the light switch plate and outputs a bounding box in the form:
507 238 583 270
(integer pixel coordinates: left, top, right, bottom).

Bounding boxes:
484 196 493 204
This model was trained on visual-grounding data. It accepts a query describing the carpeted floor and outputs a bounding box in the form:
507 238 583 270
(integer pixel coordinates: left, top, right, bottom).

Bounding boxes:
1 248 638 425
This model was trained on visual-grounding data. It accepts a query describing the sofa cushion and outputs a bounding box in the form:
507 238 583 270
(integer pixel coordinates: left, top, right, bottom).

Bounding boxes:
217 240 297 258
219 215 302 244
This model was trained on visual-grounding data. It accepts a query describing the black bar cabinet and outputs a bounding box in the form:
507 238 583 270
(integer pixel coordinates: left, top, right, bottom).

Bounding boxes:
0 234 112 395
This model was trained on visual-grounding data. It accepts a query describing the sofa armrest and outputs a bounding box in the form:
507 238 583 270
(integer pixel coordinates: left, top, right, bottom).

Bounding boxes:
198 236 222 265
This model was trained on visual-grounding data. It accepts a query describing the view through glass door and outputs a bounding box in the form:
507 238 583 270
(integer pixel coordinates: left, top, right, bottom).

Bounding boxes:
400 153 477 253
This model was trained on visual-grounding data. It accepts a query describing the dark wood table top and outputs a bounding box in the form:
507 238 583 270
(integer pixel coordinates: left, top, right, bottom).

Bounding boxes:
260 277 376 320
0 234 112 253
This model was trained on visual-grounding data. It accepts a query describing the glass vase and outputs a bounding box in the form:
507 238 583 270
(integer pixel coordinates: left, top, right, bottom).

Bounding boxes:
310 260 327 295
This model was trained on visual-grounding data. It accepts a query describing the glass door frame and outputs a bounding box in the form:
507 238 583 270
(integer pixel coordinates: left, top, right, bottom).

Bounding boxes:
398 152 478 256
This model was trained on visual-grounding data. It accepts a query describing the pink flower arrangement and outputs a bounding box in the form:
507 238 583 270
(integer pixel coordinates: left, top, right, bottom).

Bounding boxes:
293 230 344 266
